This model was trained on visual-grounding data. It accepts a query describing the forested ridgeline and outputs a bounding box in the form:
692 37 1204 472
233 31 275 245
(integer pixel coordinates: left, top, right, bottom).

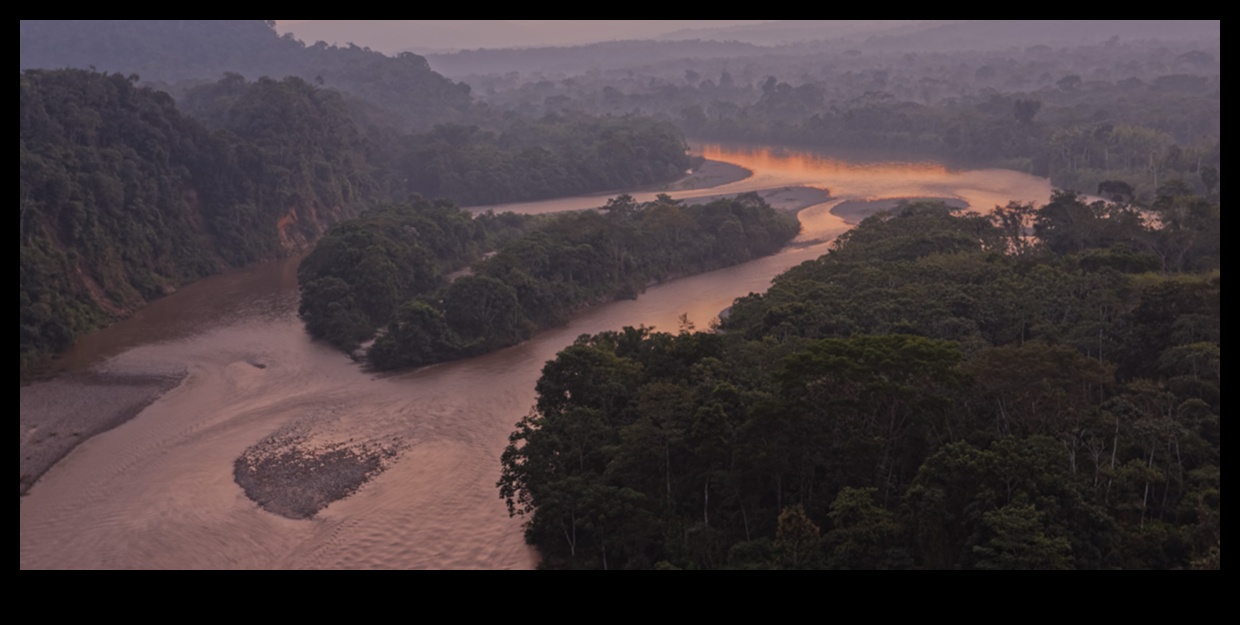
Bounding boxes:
298 194 801 369
182 75 693 207
499 192 1220 569
19 21 694 207
389 115 692 206
459 37 1219 200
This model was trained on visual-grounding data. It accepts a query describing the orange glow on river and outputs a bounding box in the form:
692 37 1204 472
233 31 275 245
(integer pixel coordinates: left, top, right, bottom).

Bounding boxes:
694 143 1050 209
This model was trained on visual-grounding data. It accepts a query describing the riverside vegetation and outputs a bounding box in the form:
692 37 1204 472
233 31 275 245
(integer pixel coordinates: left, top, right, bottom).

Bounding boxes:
499 191 1219 569
20 44 690 375
297 193 800 369
18 22 1220 570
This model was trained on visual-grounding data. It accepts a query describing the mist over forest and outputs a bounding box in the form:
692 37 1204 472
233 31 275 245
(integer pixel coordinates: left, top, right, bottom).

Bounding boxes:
427 20 1218 201
20 21 1219 570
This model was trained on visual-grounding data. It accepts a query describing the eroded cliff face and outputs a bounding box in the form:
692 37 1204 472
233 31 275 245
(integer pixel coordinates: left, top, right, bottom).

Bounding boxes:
276 206 307 250
276 202 346 251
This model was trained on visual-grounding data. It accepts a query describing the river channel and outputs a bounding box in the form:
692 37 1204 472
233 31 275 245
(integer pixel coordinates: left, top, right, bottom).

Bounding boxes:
19 144 1051 569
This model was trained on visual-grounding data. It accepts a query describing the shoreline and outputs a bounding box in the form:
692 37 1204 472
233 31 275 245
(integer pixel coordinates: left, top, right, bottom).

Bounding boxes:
683 185 830 213
16 170 837 501
17 159 757 501
655 159 753 193
465 159 755 215
830 196 969 224
20 360 187 496
16 159 853 503
20 145 1058 568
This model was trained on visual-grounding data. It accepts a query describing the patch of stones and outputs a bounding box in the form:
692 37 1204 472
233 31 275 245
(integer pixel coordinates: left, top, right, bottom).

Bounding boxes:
234 431 401 519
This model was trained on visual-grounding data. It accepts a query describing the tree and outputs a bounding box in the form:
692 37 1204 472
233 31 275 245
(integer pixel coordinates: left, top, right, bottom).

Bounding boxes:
776 504 821 569
1056 74 1082 92
367 300 459 369
972 502 1074 570
442 275 530 349
1013 99 1041 124
824 487 906 569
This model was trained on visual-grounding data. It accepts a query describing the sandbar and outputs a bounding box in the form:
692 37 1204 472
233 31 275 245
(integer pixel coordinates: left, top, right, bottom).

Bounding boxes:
20 360 186 495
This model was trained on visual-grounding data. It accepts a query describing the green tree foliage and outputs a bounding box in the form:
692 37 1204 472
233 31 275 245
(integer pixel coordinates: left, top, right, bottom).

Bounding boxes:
501 192 1219 569
181 74 380 262
19 69 385 375
398 116 692 205
442 275 532 350
297 198 516 352
19 21 695 208
362 194 799 369
824 487 907 569
366 301 462 370
20 66 696 374
775 504 822 569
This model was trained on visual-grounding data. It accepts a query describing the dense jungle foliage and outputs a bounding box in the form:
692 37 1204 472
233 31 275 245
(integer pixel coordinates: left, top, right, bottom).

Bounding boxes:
19 21 694 207
387 115 692 206
298 193 800 367
499 191 1220 569
295 198 532 352
19 70 374 374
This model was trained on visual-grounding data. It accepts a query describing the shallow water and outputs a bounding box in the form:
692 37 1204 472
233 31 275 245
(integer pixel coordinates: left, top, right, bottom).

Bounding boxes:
19 145 1051 569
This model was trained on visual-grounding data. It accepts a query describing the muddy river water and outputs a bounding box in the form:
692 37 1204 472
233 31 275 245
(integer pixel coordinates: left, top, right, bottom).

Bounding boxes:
19 144 1051 569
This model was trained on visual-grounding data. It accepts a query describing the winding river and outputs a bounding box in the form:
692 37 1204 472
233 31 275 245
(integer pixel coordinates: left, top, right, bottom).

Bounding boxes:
19 144 1052 569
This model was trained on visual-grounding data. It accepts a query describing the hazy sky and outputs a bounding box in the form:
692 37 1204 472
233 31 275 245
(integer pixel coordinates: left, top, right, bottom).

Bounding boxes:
276 20 771 54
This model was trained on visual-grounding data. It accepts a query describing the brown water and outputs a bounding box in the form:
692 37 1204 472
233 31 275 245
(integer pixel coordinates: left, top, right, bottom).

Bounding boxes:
18 145 1051 569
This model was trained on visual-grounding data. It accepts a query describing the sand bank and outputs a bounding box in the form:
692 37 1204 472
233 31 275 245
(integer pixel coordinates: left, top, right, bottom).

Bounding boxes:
655 159 753 192
20 360 187 495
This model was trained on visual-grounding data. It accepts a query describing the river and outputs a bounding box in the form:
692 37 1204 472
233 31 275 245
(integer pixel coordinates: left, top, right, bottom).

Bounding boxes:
19 144 1051 569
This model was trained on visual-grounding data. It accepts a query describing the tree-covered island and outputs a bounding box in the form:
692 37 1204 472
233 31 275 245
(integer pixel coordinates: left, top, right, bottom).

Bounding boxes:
298 193 801 369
